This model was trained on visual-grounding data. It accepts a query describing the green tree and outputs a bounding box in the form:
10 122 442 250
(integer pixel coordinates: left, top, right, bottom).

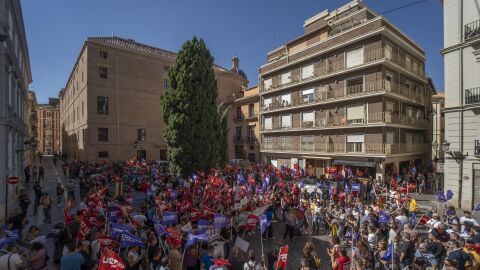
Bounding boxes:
217 102 231 167
161 37 220 176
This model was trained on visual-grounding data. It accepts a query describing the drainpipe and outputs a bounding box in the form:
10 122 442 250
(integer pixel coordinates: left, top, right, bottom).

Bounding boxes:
458 0 464 209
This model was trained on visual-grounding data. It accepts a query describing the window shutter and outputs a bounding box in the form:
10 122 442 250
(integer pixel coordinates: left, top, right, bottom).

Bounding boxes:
281 72 291 84
346 47 364 68
281 114 291 128
386 132 394 144
264 78 272 90
347 134 365 143
302 112 314 122
301 64 314 79
264 117 272 129
347 105 365 120
263 98 272 107
302 89 314 96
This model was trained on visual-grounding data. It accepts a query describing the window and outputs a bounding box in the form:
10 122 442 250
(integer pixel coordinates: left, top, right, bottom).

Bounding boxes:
385 44 393 60
248 153 256 162
137 129 146 142
347 134 364 153
263 98 272 109
406 106 413 118
347 105 365 124
263 78 272 90
264 117 272 130
385 73 393 91
248 104 254 117
164 79 169 89
281 72 291 85
98 128 108 142
346 47 364 68
164 65 170 72
99 51 108 59
235 145 244 159
281 93 291 107
97 96 109 115
405 55 411 70
236 107 242 119
301 136 314 151
302 64 314 79
99 67 108 79
137 150 146 160
281 114 291 128
47 112 52 117
235 127 242 140
43 111 46 118
346 77 363 95
302 89 315 103
413 61 418 74
302 112 315 127
386 132 394 144
159 149 168 160
98 151 109 158
247 126 254 142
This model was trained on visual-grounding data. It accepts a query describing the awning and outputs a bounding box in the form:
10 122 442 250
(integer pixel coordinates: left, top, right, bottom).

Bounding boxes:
302 156 332 160
333 160 376 168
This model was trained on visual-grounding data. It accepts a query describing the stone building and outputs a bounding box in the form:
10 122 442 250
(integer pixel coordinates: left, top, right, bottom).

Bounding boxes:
27 90 38 165
441 0 480 209
0 0 32 222
60 36 246 161
258 0 431 179
37 98 61 155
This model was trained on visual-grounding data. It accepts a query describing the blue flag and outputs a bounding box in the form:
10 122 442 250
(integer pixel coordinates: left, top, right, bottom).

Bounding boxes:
154 222 167 236
446 189 454 201
120 232 143 248
436 191 447 202
344 184 350 193
351 183 361 192
112 223 134 238
170 191 177 200
0 229 19 249
198 219 210 232
214 213 229 229
163 211 178 225
195 232 209 243
475 203 480 212
344 229 352 240
237 173 246 185
185 231 197 247
409 212 416 227
259 214 270 235
147 188 154 197
379 211 390 224
381 243 393 260
46 225 64 239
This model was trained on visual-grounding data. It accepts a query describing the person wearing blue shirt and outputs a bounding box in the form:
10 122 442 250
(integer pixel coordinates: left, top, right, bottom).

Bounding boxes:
60 244 85 270
201 245 215 270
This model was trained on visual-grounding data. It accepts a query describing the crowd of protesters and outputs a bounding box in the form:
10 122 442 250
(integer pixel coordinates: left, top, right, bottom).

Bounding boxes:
1 158 479 270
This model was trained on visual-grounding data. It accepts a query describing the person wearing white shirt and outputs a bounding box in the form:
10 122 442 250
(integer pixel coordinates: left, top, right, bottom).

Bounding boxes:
0 244 24 270
459 210 479 231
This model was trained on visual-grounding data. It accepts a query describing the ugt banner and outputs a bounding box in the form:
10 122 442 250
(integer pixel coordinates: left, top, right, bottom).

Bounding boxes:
276 245 288 270
98 248 126 270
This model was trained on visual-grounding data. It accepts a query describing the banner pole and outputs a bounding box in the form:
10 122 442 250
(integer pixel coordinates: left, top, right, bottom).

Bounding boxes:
412 214 425 230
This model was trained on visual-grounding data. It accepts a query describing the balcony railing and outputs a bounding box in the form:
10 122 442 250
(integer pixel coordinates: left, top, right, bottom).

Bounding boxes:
263 79 426 113
245 112 258 119
233 136 258 144
465 87 480 105
262 111 427 131
465 20 480 40
261 143 427 155
233 115 244 122
262 47 426 93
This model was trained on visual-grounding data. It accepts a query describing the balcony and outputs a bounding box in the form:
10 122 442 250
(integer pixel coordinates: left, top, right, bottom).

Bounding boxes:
261 143 427 155
233 114 244 122
465 20 480 40
262 79 425 114
233 136 259 144
244 112 258 120
465 87 480 105
261 47 426 94
262 111 427 132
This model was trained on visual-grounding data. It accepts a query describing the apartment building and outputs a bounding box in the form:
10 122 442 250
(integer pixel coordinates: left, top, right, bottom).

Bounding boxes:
229 84 260 162
37 98 61 155
60 36 246 162
259 0 430 179
441 0 480 209
27 90 38 164
0 0 32 222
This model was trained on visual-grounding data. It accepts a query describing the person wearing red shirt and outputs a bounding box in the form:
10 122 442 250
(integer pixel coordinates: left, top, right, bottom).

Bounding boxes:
331 248 351 270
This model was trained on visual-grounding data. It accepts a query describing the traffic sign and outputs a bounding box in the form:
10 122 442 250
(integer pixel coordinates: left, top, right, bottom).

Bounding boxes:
7 176 19 185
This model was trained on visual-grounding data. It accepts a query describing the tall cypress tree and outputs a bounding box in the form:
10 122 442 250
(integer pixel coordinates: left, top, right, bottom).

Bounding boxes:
161 37 220 176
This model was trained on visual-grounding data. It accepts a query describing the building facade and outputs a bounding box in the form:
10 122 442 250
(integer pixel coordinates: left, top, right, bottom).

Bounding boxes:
228 84 260 162
27 90 38 165
37 98 61 155
258 0 430 179
441 0 480 209
0 0 32 222
432 93 445 161
60 36 246 162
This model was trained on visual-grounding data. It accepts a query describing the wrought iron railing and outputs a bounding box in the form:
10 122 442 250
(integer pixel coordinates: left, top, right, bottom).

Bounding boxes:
465 87 480 105
465 20 480 40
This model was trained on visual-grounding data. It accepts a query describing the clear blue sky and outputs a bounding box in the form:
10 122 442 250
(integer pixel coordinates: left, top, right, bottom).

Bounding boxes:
22 0 444 103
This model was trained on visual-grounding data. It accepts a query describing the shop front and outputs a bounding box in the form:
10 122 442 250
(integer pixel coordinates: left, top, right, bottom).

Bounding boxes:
332 159 378 181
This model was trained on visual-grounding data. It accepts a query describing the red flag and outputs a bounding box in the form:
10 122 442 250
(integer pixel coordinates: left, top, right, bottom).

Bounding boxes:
98 235 120 251
77 218 92 240
64 208 74 224
419 215 431 225
190 209 202 222
211 259 231 267
244 214 259 231
98 248 126 270
276 245 289 270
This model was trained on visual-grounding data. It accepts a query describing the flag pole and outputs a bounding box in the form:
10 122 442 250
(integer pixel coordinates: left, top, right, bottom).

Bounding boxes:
412 214 425 230
391 240 394 270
